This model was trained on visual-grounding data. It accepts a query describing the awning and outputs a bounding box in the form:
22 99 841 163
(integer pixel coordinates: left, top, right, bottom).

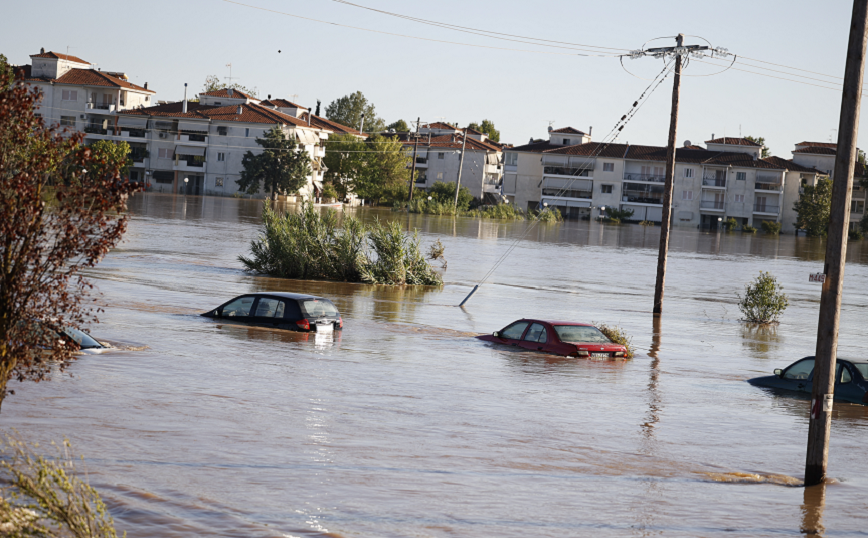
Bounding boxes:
678 211 694 220
541 155 568 166
569 157 595 168
175 145 205 156
296 129 319 145
486 153 501 165
178 120 209 133
544 178 592 191
313 180 324 191
117 116 148 129
566 200 591 208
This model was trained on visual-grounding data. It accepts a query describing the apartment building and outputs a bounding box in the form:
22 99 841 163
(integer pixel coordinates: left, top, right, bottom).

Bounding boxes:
17 49 155 176
791 141 867 229
504 132 822 232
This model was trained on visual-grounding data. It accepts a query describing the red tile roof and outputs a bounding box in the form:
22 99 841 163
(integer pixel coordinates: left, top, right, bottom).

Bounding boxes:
796 141 837 148
394 133 501 152
261 99 308 110
200 88 256 100
21 67 154 93
793 147 837 155
705 137 762 147
118 101 325 129
507 140 567 153
551 127 586 135
301 113 361 136
30 51 90 64
422 121 459 130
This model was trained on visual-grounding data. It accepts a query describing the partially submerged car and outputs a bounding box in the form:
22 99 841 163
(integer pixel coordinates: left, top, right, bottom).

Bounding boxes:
748 356 868 405
61 327 110 354
201 292 343 332
476 319 628 358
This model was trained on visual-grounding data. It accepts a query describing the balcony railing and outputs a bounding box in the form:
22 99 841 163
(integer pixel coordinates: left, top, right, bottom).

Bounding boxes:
84 126 108 135
700 200 725 210
623 173 665 183
543 166 592 177
702 177 727 188
755 183 782 191
542 188 591 200
756 175 781 183
753 204 780 214
87 103 116 112
179 133 207 143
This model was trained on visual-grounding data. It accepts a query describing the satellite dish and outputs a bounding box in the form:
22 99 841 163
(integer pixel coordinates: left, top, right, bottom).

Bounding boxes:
683 140 692 147
547 125 553 132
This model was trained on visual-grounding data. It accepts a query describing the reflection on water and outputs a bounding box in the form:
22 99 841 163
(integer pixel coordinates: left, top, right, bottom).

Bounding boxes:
3 193 868 537
801 484 826 536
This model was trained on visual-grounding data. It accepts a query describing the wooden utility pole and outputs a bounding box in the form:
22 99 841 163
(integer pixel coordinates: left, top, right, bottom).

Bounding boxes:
408 117 421 202
652 34 684 315
454 130 468 208
805 0 868 487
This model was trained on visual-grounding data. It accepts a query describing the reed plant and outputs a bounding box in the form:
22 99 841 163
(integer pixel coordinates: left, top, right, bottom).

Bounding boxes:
594 323 635 359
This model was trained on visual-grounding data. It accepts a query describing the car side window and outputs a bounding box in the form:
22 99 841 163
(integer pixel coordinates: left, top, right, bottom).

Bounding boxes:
221 296 255 317
783 358 815 380
524 323 547 343
501 322 529 340
840 364 852 384
254 298 285 318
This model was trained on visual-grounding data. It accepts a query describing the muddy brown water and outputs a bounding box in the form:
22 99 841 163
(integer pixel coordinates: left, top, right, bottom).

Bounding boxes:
4 193 868 537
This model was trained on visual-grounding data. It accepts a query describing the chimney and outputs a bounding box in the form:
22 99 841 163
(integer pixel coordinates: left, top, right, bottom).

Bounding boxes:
182 83 188 113
589 126 593 137
712 133 715 140
40 47 45 54
236 105 243 115
267 94 271 100
144 82 148 90
228 88 234 97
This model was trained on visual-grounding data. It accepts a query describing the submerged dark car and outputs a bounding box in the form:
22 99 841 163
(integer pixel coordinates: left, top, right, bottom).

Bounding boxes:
476 319 629 358
201 292 343 332
748 356 868 405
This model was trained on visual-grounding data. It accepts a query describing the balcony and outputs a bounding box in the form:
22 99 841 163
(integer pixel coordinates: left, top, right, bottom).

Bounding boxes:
543 166 592 179
179 133 208 145
86 103 117 114
755 182 782 192
700 200 726 211
623 173 665 183
702 177 727 188
753 204 780 215
174 159 206 173
483 178 502 193
119 130 146 139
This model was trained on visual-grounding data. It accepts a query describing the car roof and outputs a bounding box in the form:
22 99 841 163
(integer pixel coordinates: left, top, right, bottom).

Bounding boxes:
245 292 326 301
537 320 595 327
795 356 868 365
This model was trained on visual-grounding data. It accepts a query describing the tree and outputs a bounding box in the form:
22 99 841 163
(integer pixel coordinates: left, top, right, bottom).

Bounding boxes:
744 135 770 158
738 271 788 324
237 126 312 201
88 140 132 177
468 119 501 143
201 74 258 98
322 133 366 199
793 178 832 236
352 134 411 204
386 119 409 132
325 91 385 133
0 65 139 410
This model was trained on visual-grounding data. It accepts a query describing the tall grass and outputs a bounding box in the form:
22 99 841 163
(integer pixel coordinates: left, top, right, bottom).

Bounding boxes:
240 201 442 286
403 198 562 222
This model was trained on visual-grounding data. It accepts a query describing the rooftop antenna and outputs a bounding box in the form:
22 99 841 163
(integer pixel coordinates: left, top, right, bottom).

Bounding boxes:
225 63 238 85
830 129 838 142
289 94 299 103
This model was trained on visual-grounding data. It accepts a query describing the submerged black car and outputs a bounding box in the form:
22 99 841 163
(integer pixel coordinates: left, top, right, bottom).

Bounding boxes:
747 356 868 405
202 292 343 332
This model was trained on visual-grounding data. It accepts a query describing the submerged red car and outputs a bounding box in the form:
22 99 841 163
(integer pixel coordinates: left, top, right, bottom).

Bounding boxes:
476 319 629 359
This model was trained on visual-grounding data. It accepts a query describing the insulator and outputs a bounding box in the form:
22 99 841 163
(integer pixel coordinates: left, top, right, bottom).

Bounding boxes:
618 126 624 131
632 101 638 107
621 115 627 121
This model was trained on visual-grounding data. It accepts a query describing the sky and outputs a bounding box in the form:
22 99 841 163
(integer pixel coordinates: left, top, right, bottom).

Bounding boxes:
2 0 863 157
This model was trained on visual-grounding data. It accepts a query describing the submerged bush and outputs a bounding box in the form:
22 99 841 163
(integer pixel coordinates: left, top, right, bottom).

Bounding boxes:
240 201 442 285
849 229 864 240
742 225 758 234
738 271 788 324
595 323 635 359
639 220 655 227
532 207 563 223
605 207 634 221
722 217 738 231
761 221 782 235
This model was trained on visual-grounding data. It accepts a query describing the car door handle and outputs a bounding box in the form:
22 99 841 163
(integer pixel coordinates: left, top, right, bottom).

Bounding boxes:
537 346 543 350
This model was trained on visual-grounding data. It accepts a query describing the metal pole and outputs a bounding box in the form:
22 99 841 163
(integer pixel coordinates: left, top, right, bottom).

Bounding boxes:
359 113 366 138
454 131 468 208
805 0 868 487
652 34 684 315
409 117 420 202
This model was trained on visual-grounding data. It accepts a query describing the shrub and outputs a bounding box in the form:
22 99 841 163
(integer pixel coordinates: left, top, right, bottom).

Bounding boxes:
427 239 447 268
465 204 526 220
595 323 635 359
742 225 758 234
321 182 339 200
639 220 655 227
606 207 635 221
533 207 563 222
606 217 622 224
738 271 788 324
849 229 864 240
427 181 475 211
722 217 738 231
761 221 782 235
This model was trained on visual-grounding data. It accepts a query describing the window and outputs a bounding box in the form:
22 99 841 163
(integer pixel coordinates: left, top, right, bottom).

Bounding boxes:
158 148 173 159
681 190 693 200
504 152 517 166
215 177 224 187
852 200 865 213
601 184 613 194
438 152 445 159
300 299 339 318
220 296 255 318
153 171 174 183
60 116 75 127
245 128 250 137
254 298 286 318
61 90 78 101
437 172 444 180
840 364 852 384
734 194 745 203
217 152 225 162
217 126 228 136
553 325 610 343
523 323 547 343
500 321 529 340
145 96 150 102
737 172 747 181
563 138 571 145
783 358 814 380
684 168 694 178
603 162 614 172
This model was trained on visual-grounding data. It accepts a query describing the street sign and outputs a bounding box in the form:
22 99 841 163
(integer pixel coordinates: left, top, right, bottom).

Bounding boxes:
809 273 826 283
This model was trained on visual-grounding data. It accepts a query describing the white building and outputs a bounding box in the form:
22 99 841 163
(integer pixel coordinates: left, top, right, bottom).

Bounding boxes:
791 141 866 229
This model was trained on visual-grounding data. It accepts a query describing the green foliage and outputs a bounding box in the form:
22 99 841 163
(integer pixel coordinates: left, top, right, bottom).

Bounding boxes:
744 135 770 158
738 271 788 324
322 133 364 199
639 220 655 227
322 133 410 205
0 54 12 91
594 324 635 359
240 201 442 285
794 178 832 236
722 217 738 231
849 228 864 240
237 126 311 200
761 220 782 235
201 74 258 98
467 119 501 143
427 181 474 210
321 182 339 200
861 212 868 234
427 239 446 269
465 204 526 220
88 140 131 176
386 119 409 132
0 434 123 537
605 207 634 221
742 225 757 234
325 91 385 133
858 149 866 165
606 217 621 224
534 207 563 223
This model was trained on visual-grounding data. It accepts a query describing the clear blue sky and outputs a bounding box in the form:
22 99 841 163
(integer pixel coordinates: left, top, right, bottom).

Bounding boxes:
2 0 862 156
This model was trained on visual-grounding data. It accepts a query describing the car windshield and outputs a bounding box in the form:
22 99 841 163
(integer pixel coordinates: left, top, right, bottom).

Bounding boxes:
553 325 611 343
783 358 814 380
301 299 339 318
62 328 103 349
849 362 868 379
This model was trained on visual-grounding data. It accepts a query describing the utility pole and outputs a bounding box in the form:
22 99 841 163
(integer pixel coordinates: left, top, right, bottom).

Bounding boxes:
805 0 868 487
454 130 468 208
653 34 684 315
408 117 421 201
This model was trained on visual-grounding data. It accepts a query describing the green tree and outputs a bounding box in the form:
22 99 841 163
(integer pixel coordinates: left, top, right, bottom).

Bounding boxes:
386 119 409 132
427 181 474 211
237 126 312 201
0 54 12 90
738 271 788 324
325 91 385 133
89 140 132 176
323 133 366 199
352 134 411 204
793 178 832 236
468 119 501 143
201 74 258 98
744 135 770 158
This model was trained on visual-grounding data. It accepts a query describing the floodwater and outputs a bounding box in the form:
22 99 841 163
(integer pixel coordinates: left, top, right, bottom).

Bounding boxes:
4 193 868 537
